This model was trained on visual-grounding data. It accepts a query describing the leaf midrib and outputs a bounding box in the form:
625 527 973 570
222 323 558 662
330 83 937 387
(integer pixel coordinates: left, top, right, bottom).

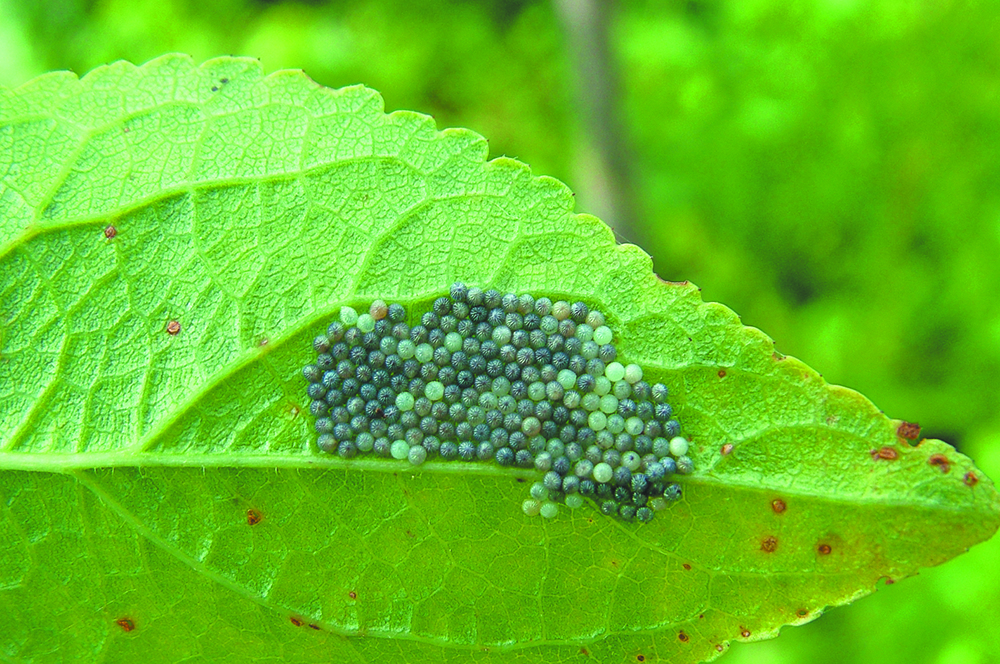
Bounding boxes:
0 450 976 519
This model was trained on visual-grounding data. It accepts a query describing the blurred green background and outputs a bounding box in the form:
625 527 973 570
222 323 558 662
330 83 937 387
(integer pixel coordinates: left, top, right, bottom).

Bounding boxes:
2 0 998 661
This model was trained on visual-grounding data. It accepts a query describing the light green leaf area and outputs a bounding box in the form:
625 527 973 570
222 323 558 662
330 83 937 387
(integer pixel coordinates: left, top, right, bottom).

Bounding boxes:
0 55 997 664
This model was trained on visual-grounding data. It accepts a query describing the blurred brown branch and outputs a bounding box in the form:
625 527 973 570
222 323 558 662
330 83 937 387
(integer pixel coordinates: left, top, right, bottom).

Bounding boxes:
553 0 643 248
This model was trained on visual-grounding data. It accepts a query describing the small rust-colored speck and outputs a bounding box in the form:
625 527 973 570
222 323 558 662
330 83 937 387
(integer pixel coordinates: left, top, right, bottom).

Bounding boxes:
290 617 304 627
308 624 321 630
721 443 734 456
682 563 691 571
715 645 724 652
348 591 357 600
771 498 786 514
796 608 809 618
166 320 181 335
965 472 979 487
761 536 778 553
929 454 951 473
116 618 135 632
818 544 832 555
247 509 262 526
897 421 921 440
678 631 689 642
872 446 898 461
637 655 646 662
740 628 751 638
104 225 117 239
885 578 895 585
718 370 726 378
580 647 590 656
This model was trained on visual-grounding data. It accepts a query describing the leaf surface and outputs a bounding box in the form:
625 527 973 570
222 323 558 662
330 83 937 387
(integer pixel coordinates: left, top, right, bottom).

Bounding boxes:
1 55 997 664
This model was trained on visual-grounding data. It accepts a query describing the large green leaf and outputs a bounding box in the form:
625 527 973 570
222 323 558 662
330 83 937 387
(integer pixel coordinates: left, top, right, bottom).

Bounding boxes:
1 54 997 664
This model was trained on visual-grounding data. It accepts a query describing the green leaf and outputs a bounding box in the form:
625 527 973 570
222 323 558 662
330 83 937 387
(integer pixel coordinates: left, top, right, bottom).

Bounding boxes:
1 54 997 663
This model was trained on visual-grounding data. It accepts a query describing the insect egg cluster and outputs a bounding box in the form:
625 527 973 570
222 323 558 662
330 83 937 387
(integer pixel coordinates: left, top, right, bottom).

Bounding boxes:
302 283 693 522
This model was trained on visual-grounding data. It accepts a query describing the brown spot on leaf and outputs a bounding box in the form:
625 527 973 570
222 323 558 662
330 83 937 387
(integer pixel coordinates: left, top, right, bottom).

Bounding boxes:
247 509 262 526
897 421 921 440
740 627 751 638
872 446 898 461
666 280 689 286
166 320 181 335
885 578 895 585
682 563 691 570
348 591 358 600
796 608 809 617
965 472 979 487
678 631 689 642
771 498 786 514
580 647 590 656
308 624 321 630
290 617 304 627
718 369 726 378
720 443 734 456
715 645 724 652
637 655 646 662
405 529 415 538
116 618 135 632
818 544 832 555
761 536 778 553
929 454 951 473
104 225 117 239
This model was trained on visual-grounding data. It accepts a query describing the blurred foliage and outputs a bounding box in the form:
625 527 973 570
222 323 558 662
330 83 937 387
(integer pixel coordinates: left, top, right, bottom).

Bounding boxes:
2 0 998 662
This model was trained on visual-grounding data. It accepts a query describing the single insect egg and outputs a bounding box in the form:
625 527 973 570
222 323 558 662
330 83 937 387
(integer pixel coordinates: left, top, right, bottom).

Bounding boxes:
593 462 614 484
340 306 359 326
539 502 560 519
390 440 410 460
669 437 690 457
408 445 427 466
370 300 388 320
522 499 542 516
605 362 625 382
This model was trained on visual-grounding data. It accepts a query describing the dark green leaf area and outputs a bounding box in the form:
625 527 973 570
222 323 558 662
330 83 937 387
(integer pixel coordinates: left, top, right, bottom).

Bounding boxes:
304 284 692 524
